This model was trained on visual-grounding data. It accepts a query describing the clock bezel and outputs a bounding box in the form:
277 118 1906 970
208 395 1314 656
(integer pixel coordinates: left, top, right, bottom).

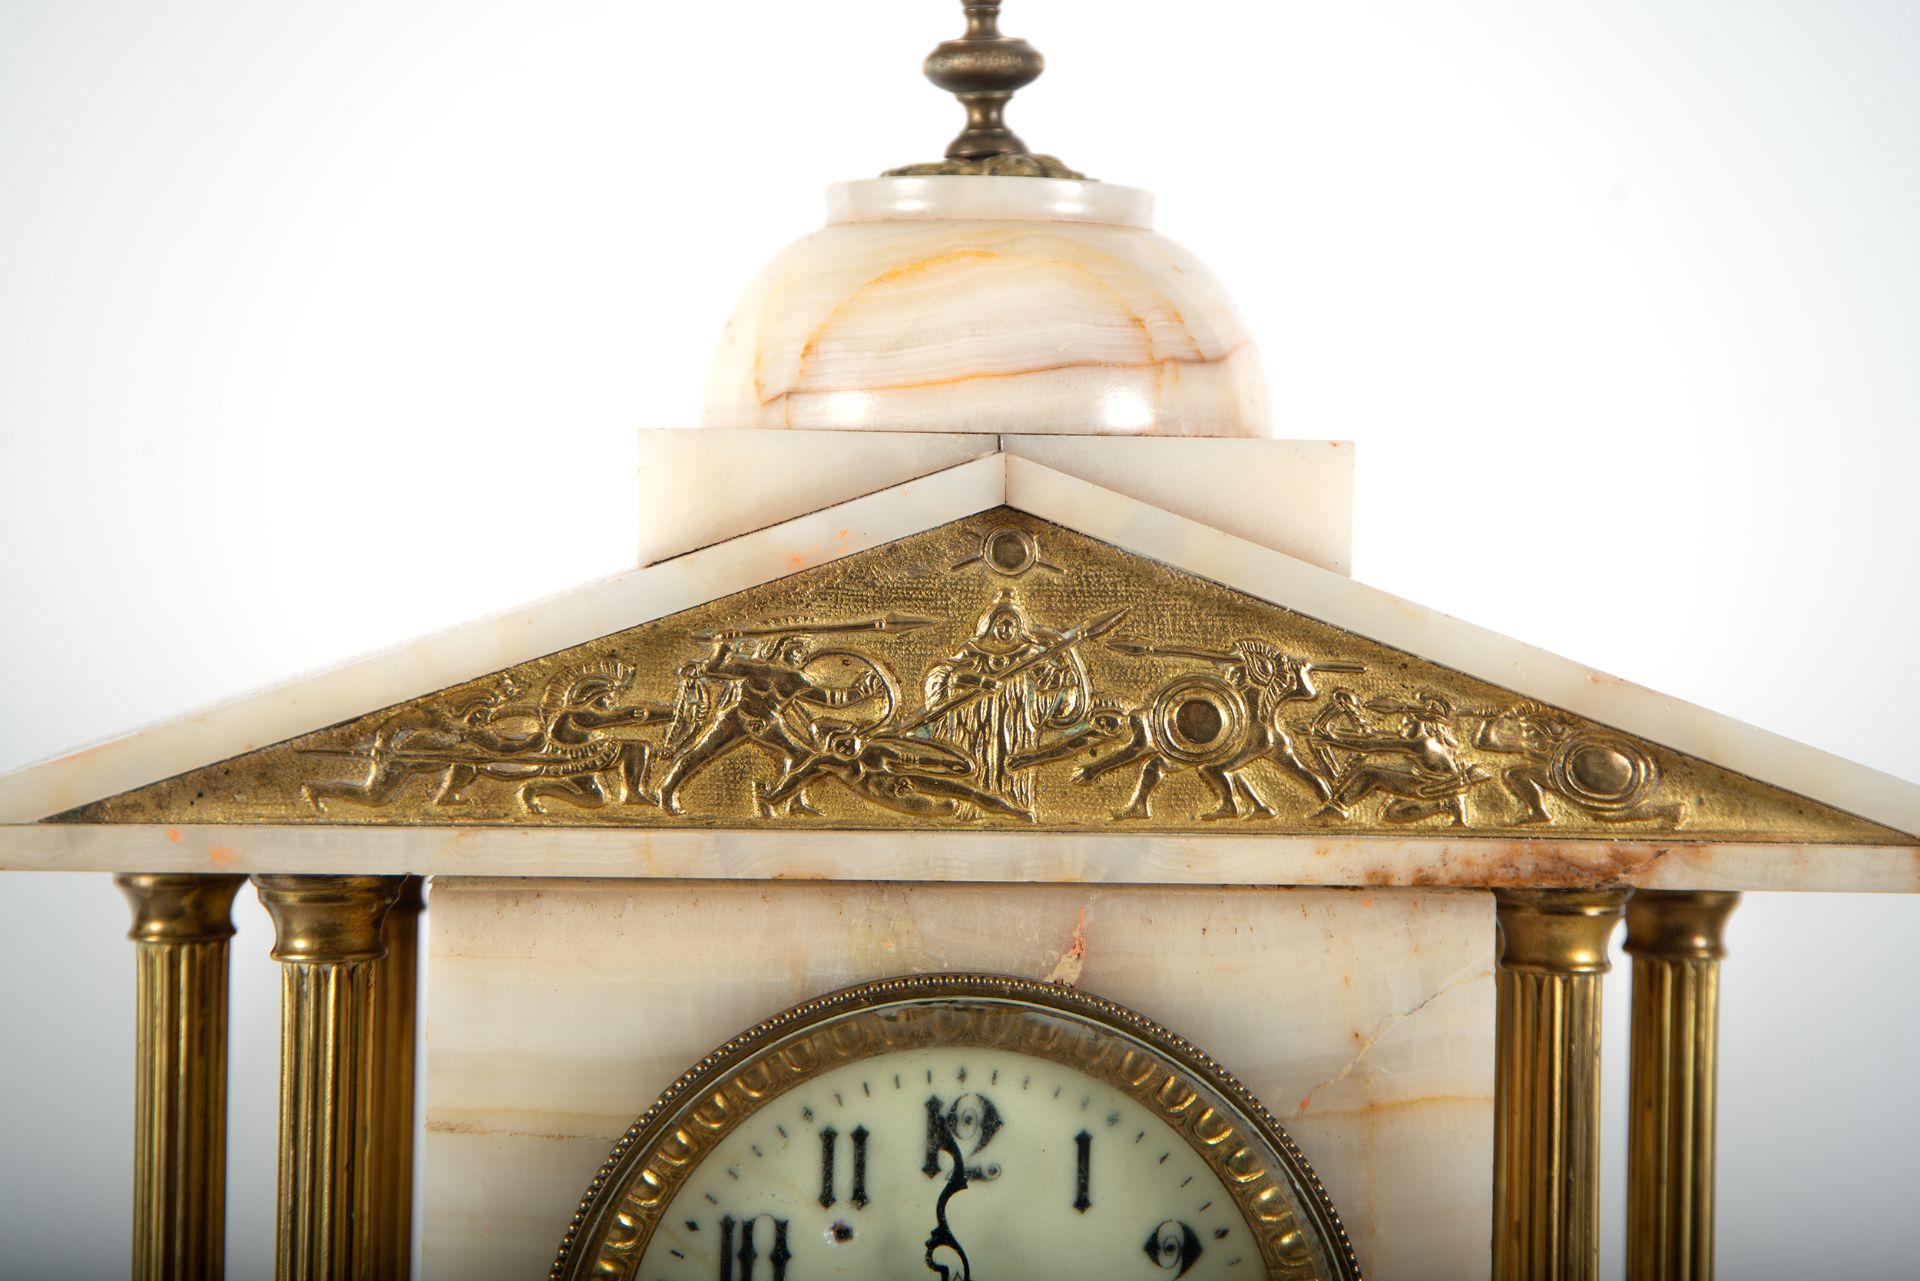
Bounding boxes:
551 973 1361 1280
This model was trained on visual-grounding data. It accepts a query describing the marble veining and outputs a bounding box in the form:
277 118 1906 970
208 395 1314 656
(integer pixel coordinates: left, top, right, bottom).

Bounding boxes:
702 178 1271 437
421 879 1496 1281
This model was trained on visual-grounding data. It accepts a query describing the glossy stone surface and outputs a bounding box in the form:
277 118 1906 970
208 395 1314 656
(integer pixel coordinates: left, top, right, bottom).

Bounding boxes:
636 430 1355 575
6 451 1917 863
701 177 1271 437
420 878 1496 1280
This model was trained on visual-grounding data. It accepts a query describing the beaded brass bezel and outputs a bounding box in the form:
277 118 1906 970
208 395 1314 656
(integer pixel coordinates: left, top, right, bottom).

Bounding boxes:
552 973 1362 1280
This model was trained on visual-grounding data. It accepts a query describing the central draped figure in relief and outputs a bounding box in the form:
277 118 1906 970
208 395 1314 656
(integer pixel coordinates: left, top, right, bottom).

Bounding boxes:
920 591 1092 810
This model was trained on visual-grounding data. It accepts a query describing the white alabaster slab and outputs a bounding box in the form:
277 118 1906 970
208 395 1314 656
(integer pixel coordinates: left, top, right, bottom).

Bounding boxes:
1001 457 1920 837
9 823 1916 892
1002 435 1354 576
0 457 1009 823
2 451 1914 842
638 432 1353 576
701 178 1270 437
636 428 995 566
827 175 1158 227
421 879 1495 1281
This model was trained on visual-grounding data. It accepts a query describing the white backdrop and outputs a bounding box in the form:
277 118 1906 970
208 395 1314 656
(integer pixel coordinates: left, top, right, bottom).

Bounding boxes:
1 3 1915 1278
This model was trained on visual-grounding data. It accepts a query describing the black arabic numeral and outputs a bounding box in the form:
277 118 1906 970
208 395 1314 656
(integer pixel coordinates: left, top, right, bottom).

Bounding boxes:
820 1124 870 1209
818 1126 837 1208
923 1096 945 1178
719 1214 790 1281
850 1124 870 1208
1074 1129 1092 1213
1145 1219 1204 1277
926 1091 1004 1183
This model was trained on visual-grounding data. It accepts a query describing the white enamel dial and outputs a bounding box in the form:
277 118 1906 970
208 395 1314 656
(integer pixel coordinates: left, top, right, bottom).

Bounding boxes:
558 980 1356 1281
640 1047 1258 1279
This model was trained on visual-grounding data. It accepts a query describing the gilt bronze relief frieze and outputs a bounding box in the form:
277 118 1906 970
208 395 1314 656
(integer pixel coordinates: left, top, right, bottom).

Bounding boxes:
58 511 1900 842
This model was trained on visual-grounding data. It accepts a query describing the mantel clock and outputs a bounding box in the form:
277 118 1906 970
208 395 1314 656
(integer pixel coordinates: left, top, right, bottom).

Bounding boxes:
2 3 1914 1281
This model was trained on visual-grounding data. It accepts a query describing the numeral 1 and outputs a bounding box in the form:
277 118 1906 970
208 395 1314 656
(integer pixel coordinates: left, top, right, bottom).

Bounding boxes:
1074 1129 1092 1213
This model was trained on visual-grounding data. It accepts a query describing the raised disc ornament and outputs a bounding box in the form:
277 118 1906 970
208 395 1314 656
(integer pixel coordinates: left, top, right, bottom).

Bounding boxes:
552 976 1361 1281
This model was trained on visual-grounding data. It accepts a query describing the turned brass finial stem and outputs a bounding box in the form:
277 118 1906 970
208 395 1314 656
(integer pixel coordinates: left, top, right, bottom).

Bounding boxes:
888 1 1084 179
929 1 1043 160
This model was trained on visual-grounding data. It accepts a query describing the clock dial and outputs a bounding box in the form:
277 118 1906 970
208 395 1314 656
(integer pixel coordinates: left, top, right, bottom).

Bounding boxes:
555 976 1358 1281
645 1048 1257 1278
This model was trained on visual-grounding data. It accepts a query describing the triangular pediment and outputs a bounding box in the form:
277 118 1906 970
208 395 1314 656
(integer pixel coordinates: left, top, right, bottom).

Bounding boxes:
50 504 1909 844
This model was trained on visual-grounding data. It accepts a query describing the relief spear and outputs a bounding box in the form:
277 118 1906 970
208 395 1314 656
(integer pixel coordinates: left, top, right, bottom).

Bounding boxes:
1108 640 1364 674
690 613 939 643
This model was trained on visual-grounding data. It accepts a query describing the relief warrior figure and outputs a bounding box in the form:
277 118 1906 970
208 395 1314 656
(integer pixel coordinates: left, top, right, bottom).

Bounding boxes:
917 592 1098 810
649 634 890 817
1306 691 1494 826
1467 702 1687 826
303 661 671 814
1032 639 1359 821
757 725 1033 823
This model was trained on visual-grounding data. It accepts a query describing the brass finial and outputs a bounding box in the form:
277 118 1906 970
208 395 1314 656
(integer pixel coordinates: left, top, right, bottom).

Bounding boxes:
886 2 1087 180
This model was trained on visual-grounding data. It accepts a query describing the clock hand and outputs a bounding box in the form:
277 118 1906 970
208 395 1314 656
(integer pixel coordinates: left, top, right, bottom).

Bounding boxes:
921 1119 973 1281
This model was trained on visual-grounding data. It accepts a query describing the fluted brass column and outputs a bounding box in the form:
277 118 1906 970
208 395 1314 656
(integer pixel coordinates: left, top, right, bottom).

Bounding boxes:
1625 891 1739 1281
370 876 424 1279
1493 887 1631 1281
255 875 405 1281
117 874 246 1281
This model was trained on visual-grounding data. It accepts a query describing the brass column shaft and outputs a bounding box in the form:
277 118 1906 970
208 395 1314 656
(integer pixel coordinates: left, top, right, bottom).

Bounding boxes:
1493 888 1630 1281
118 874 246 1281
370 877 424 1279
278 962 379 1277
1626 891 1739 1281
255 875 405 1281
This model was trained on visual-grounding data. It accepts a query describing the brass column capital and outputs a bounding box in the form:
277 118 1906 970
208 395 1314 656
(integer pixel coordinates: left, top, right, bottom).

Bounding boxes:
117 873 245 1281
1626 890 1740 1281
254 874 401 962
1625 890 1739 961
1496 888 1629 973
1493 886 1631 1281
118 873 245 944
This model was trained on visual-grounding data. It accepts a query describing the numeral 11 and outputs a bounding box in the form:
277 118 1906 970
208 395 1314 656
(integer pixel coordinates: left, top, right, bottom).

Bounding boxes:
818 1125 869 1209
